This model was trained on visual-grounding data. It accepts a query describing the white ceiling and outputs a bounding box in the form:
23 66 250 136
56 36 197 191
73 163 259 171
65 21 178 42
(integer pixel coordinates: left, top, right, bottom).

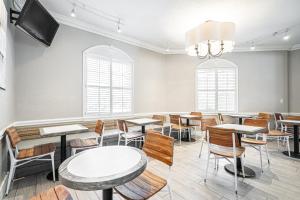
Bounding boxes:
28 0 300 53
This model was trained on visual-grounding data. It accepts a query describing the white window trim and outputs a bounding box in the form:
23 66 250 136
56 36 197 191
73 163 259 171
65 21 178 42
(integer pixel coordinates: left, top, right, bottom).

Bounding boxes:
195 59 239 114
82 45 134 117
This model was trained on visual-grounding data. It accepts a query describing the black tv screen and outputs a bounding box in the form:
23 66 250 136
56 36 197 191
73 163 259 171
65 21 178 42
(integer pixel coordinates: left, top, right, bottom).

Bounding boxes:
15 0 59 46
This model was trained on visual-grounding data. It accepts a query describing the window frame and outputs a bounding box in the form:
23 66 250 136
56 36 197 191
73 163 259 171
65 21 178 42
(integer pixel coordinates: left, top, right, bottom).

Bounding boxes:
195 59 238 114
83 46 134 118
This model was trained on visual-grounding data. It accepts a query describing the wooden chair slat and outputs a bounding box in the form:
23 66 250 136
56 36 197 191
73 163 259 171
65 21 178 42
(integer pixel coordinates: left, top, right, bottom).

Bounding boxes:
244 118 269 133
207 127 240 147
201 118 217 131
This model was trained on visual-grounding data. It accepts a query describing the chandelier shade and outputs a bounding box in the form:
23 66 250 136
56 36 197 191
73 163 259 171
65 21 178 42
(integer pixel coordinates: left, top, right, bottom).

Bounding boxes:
185 21 235 58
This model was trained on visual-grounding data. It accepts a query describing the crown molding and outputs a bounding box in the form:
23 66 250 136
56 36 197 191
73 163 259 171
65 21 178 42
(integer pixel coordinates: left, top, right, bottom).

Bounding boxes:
51 11 298 55
290 44 300 51
51 11 167 54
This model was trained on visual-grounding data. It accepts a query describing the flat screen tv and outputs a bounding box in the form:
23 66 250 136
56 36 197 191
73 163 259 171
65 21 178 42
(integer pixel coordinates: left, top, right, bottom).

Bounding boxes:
15 0 59 46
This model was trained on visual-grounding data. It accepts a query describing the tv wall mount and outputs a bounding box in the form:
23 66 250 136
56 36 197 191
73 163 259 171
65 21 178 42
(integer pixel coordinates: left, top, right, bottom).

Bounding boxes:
10 9 20 24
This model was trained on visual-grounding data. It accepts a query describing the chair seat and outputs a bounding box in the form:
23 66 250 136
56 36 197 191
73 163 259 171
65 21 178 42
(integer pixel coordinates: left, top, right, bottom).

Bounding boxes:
17 143 55 159
30 185 73 200
70 138 98 148
121 132 144 139
114 170 167 200
171 124 194 130
241 138 267 145
268 130 293 137
210 145 245 158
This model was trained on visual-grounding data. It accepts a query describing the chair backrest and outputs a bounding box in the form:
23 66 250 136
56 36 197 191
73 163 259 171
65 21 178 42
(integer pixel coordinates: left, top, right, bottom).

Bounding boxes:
217 113 224 124
274 113 284 121
258 112 272 121
117 120 128 132
169 114 182 125
207 127 240 147
201 118 217 131
95 120 104 135
244 118 269 133
152 115 166 125
6 127 21 149
190 112 202 120
143 130 174 166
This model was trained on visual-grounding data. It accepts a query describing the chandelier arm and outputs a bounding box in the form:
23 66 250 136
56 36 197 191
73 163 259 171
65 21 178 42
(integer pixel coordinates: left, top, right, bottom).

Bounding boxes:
195 44 209 59
209 41 225 57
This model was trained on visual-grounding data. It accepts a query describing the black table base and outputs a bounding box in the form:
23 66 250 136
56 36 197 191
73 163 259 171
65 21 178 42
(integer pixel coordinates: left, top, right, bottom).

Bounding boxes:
224 164 256 178
103 188 113 200
283 151 300 159
47 135 67 181
283 125 300 159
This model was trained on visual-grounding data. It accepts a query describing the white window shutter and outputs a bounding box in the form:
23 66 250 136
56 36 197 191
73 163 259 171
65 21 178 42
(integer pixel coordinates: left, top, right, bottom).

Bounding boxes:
197 67 237 113
85 52 133 116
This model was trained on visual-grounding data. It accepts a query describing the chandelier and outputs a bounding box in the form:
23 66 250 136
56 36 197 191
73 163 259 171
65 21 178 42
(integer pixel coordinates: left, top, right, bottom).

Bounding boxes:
185 21 235 59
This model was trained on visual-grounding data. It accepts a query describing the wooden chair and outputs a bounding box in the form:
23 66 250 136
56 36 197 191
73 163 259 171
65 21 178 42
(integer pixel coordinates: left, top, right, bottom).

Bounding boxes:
169 114 194 144
70 120 105 155
152 114 169 134
241 118 270 172
198 118 217 158
5 128 56 195
274 113 284 130
114 131 174 200
205 127 245 194
217 113 224 124
30 185 73 200
117 119 144 146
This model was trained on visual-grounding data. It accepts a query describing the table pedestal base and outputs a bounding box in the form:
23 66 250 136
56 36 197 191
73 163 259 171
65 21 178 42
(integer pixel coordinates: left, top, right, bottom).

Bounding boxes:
103 188 113 200
224 164 256 178
283 151 300 159
47 169 59 181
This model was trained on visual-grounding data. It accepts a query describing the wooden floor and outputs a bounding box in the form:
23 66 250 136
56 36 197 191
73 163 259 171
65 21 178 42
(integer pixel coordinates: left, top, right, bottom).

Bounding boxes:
4 135 300 200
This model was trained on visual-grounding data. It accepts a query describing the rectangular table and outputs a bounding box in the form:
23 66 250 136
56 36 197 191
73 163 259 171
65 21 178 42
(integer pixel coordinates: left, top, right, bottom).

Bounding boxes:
227 114 254 125
125 118 161 133
278 120 300 159
214 124 265 178
40 124 89 180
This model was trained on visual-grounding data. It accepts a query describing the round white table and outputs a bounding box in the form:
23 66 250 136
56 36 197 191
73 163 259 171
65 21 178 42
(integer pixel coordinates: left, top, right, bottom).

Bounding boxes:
59 146 147 200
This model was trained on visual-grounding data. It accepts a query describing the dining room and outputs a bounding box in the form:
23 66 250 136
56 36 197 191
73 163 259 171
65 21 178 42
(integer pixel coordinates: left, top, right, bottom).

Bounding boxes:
1 0 300 200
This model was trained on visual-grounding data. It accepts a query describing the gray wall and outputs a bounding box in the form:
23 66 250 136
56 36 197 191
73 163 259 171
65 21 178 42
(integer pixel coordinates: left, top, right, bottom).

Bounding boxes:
0 0 15 193
14 23 292 121
15 24 166 121
288 49 300 112
165 51 289 113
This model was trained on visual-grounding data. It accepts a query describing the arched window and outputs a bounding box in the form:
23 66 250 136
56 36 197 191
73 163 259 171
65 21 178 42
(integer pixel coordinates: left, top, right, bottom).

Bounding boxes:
196 59 238 113
83 45 133 117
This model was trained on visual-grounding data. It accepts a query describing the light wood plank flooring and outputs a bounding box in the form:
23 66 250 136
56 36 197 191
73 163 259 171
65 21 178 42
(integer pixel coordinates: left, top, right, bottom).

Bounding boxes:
4 135 300 200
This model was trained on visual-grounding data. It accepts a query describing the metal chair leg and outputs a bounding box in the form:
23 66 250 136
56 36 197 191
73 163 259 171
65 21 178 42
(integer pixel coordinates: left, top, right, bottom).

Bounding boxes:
259 146 263 173
265 144 270 165
50 152 56 182
233 155 238 194
204 152 210 182
6 161 16 195
167 184 173 200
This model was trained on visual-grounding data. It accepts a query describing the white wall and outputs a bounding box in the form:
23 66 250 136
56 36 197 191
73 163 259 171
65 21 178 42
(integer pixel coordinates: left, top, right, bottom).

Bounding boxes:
288 49 300 112
165 51 289 113
15 24 166 121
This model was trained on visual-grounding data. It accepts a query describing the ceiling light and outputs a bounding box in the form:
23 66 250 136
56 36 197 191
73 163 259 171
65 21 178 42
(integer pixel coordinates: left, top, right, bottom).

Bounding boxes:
250 42 255 50
185 20 235 59
166 48 170 52
70 4 76 17
117 19 122 33
283 35 290 41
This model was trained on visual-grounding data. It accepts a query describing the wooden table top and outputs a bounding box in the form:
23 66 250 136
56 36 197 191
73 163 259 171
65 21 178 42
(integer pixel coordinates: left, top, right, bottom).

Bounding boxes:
227 114 254 118
180 114 201 119
39 124 88 137
126 118 161 125
59 146 147 191
215 124 265 134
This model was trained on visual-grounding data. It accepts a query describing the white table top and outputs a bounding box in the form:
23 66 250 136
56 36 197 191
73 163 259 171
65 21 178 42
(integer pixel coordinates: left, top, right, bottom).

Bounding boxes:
227 114 254 118
59 146 147 190
278 120 300 125
126 118 161 125
180 114 201 119
39 124 88 137
215 124 265 134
